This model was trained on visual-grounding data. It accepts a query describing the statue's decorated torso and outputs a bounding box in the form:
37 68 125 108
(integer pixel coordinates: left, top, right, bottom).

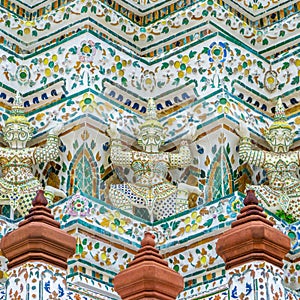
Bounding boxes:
0 147 36 184
0 146 44 216
131 151 170 187
0 134 60 215
264 151 300 190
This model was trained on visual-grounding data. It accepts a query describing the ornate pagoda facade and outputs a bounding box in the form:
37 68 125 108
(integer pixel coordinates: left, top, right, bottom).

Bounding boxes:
0 0 299 298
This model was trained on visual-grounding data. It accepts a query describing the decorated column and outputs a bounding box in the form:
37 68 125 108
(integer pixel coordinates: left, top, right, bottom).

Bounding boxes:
216 190 291 299
0 190 76 299
114 231 184 300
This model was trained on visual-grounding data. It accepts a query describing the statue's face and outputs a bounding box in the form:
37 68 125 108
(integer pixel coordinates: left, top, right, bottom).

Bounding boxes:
265 127 295 153
3 123 33 149
138 127 164 153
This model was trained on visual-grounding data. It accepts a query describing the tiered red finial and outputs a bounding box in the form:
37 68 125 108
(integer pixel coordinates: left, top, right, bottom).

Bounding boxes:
243 189 258 205
0 190 76 270
216 190 290 269
141 231 155 247
32 189 48 206
233 189 273 227
114 232 184 300
19 189 59 228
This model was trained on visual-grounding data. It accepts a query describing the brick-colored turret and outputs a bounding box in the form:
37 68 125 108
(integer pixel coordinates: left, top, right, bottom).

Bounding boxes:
216 190 292 299
114 231 184 300
216 190 290 269
1 190 76 270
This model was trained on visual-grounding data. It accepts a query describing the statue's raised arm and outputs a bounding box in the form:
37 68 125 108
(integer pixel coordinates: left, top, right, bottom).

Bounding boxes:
168 125 195 169
238 98 300 220
108 122 132 167
34 122 62 164
238 121 266 168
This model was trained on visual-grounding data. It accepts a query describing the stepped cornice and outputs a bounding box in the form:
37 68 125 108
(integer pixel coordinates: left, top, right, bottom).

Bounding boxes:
0 30 298 113
0 0 299 57
2 88 298 145
2 0 299 25
223 0 299 20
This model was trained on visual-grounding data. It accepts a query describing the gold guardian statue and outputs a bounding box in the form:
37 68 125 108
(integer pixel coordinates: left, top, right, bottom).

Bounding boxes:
108 98 200 221
239 98 300 220
0 93 63 217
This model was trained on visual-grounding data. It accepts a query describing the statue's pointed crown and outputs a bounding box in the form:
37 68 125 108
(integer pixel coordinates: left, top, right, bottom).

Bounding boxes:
5 92 30 126
268 98 292 131
139 98 163 130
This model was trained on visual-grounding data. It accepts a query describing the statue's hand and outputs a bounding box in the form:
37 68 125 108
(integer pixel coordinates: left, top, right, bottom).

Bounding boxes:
49 122 63 135
107 123 120 140
236 121 250 138
184 124 197 142
178 183 202 195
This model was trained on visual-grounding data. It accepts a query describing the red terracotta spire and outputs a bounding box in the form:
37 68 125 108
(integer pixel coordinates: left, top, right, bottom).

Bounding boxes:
114 232 184 300
216 190 290 269
0 190 76 269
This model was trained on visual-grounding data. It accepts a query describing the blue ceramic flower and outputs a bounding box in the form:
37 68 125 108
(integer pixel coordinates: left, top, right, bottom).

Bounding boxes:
208 41 228 63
